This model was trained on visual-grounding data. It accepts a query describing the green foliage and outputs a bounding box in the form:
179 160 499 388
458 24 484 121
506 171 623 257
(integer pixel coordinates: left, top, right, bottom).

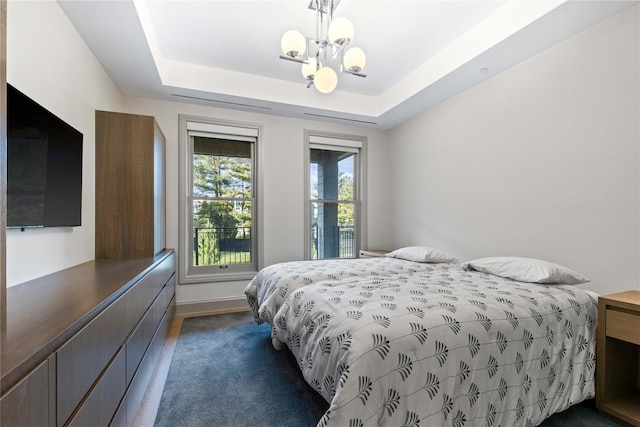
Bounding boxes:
197 200 237 238
311 171 356 259
338 171 354 227
193 152 252 266
311 171 354 226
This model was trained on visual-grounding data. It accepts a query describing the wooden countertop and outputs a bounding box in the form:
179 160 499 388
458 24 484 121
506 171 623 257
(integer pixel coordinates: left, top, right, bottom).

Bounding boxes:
1 250 174 393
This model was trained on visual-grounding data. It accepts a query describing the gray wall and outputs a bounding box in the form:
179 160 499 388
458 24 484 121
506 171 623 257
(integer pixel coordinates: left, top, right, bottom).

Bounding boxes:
388 5 640 295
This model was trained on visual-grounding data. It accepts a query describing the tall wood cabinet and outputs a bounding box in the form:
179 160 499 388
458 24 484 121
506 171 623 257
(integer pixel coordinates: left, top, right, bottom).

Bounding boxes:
95 110 166 259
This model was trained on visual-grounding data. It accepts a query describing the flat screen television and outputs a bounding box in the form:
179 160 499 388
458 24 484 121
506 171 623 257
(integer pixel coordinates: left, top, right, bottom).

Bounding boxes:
7 84 83 228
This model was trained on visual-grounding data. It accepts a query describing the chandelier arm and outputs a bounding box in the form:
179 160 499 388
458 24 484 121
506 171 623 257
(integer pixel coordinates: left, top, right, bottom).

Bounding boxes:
341 66 367 78
279 55 308 64
333 41 349 59
281 0 366 93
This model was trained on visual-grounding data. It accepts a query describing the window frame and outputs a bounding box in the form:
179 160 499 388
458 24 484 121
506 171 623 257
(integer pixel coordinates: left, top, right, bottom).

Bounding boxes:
179 114 263 284
304 129 367 260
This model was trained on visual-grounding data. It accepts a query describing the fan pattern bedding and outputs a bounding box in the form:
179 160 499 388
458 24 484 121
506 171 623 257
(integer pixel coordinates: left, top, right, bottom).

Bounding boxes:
268 263 597 427
245 257 438 326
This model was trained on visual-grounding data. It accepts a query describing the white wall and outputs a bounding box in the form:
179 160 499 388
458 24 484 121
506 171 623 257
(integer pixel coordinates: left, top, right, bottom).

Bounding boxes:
6 1 124 286
388 5 640 295
122 97 391 306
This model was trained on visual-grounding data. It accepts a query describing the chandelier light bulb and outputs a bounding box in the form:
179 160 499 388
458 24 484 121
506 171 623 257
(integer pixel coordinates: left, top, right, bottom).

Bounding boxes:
314 66 338 93
328 17 354 47
281 30 306 57
343 47 366 72
278 3 367 94
301 57 317 80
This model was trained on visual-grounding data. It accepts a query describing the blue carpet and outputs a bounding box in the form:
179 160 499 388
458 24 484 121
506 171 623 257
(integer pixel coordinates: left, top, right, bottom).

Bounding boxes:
154 311 624 427
154 311 328 427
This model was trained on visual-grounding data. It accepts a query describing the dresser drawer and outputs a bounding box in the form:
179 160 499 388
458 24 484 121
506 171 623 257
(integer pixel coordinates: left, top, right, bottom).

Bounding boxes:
606 309 640 345
126 304 155 385
57 294 128 425
153 276 175 331
126 271 159 332
66 349 126 427
1 360 50 427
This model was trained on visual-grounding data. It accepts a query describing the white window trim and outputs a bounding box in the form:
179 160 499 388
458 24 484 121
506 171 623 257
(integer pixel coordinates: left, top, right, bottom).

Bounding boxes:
178 114 264 284
304 129 367 260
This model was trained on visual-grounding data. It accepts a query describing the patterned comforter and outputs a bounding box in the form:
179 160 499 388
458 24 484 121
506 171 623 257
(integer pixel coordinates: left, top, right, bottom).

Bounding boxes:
245 257 437 326
269 263 597 427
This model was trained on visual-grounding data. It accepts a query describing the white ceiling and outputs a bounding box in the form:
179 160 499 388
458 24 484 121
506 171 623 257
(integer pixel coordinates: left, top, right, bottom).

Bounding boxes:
58 0 636 129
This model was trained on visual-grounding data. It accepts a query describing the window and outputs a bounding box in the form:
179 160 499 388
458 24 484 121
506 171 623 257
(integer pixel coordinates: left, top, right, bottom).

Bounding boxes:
179 116 261 283
305 131 366 260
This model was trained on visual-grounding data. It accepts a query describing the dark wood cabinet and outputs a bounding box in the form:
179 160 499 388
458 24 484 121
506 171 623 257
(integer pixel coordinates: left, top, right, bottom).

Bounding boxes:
126 300 156 384
1 251 175 427
1 359 51 427
95 111 166 259
66 350 126 427
57 292 129 424
0 27 172 424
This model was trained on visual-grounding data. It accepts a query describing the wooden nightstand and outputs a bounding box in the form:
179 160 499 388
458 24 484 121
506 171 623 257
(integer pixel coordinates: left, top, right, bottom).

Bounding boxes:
596 290 640 426
359 249 390 258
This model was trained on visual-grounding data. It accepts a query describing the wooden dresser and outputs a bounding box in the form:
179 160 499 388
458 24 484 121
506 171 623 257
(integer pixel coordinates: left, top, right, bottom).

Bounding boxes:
596 290 640 426
0 250 175 426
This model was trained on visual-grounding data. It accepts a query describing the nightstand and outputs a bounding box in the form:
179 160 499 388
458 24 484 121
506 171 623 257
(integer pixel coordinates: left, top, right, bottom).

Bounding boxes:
359 249 390 258
596 290 640 426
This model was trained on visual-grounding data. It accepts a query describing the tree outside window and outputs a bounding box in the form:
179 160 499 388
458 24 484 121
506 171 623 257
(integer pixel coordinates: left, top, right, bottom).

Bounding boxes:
192 137 252 267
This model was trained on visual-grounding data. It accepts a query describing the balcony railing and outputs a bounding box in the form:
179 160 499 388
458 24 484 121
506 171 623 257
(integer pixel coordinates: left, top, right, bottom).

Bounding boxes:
312 224 355 259
193 226 251 266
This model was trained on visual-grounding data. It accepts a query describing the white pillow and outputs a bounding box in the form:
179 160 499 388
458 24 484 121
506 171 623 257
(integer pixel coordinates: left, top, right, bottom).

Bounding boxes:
460 256 589 285
385 246 458 263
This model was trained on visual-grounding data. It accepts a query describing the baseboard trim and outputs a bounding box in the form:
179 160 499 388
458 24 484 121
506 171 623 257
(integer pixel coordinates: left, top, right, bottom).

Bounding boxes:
176 298 249 316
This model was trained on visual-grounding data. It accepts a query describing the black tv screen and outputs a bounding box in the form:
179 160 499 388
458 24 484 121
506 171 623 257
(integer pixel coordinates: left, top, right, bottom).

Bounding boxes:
7 84 83 228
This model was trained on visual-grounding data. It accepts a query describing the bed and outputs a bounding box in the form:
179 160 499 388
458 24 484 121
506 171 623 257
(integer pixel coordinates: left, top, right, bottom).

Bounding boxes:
245 254 449 327
245 248 597 427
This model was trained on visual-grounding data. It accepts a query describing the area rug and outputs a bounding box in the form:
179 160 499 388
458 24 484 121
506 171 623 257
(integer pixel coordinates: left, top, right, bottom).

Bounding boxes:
154 311 622 427
153 311 328 427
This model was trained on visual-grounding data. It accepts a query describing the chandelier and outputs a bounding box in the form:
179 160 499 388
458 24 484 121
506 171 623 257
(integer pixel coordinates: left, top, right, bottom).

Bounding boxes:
279 0 366 94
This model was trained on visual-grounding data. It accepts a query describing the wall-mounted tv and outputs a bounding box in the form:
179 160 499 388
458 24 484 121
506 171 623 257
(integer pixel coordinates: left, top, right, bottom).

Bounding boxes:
7 84 83 228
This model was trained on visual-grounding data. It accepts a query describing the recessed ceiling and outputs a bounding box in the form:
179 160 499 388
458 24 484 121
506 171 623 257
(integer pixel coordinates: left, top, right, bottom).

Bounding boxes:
58 0 636 129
